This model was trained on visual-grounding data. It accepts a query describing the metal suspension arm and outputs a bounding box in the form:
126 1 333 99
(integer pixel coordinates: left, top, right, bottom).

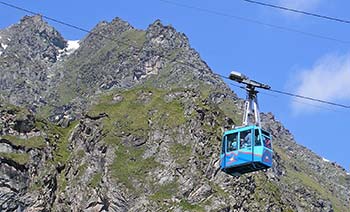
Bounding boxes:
229 71 270 127
242 86 261 126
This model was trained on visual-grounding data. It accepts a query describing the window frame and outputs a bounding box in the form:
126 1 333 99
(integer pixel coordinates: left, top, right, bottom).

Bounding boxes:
239 129 253 150
225 132 238 153
254 129 262 146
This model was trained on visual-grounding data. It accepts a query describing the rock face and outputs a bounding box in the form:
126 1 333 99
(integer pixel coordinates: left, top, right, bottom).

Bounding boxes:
0 15 66 108
0 16 349 211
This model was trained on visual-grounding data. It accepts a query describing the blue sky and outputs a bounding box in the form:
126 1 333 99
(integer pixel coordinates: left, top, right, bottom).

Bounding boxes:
1 0 349 171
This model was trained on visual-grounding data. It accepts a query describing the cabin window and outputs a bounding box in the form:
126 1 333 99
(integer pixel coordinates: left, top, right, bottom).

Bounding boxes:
254 129 261 146
263 136 272 149
226 133 238 152
239 130 252 149
262 130 270 137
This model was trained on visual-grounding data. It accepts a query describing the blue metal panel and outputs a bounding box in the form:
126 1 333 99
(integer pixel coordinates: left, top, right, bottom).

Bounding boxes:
220 126 273 176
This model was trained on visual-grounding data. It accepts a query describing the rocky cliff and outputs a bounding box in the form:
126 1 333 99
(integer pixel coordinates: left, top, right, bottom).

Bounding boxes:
0 15 349 211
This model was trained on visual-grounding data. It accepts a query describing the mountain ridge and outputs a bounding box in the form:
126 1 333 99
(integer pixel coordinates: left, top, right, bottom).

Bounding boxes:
0 15 349 211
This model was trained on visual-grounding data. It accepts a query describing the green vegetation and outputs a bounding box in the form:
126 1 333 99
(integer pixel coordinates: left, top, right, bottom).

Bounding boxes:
36 105 54 119
179 199 204 212
121 29 146 48
169 143 192 165
50 121 79 165
218 98 241 125
273 146 348 212
76 149 86 159
77 163 88 178
89 173 103 187
56 28 147 105
111 144 159 190
88 87 187 189
58 171 68 191
0 103 30 120
150 181 178 201
89 87 187 138
33 119 80 192
210 182 228 198
285 170 347 212
1 135 46 149
35 119 80 170
338 175 350 185
254 173 284 208
0 152 29 165
29 181 43 192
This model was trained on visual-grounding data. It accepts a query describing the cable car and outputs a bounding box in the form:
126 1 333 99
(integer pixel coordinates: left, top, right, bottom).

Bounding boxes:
220 71 273 176
220 125 273 176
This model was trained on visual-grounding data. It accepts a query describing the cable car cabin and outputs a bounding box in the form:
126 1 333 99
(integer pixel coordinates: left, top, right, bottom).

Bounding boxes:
220 125 273 176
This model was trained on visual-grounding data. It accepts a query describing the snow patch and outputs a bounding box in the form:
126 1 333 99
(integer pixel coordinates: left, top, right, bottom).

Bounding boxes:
322 157 330 162
1 43 8 49
57 40 80 61
66 40 80 55
347 172 350 175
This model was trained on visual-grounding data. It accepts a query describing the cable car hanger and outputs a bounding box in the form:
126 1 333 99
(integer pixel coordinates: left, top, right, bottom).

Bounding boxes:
220 71 273 176
229 71 270 128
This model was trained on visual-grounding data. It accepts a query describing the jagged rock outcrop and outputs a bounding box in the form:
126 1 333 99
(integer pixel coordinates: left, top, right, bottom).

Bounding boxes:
0 15 349 211
0 15 66 108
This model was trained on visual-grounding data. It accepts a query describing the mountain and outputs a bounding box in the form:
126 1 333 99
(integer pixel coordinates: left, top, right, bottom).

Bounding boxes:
0 15 349 212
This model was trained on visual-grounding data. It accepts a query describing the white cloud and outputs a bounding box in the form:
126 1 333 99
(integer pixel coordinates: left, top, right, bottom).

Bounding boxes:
278 0 322 11
291 53 350 113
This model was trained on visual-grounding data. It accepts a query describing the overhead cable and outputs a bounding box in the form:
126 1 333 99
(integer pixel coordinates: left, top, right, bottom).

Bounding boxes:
1 1 349 110
229 82 341 112
269 89 350 109
242 0 350 24
157 0 350 44
209 73 350 109
0 1 135 45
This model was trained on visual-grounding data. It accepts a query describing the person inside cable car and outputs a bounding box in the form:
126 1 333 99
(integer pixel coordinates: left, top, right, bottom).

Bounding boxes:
231 141 237 151
227 133 238 152
239 138 244 149
262 136 271 149
240 131 251 149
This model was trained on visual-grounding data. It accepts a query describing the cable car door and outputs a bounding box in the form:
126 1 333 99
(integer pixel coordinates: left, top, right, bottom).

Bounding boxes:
261 130 273 166
224 132 239 168
237 129 253 163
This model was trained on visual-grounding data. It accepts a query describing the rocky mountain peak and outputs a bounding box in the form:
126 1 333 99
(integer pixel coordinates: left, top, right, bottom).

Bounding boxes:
110 16 133 30
76 17 134 58
19 15 66 49
1 16 349 211
0 14 66 60
146 19 190 50
0 15 67 107
19 15 46 27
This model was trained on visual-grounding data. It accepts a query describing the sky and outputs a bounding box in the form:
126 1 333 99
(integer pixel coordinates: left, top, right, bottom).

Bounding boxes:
1 0 349 171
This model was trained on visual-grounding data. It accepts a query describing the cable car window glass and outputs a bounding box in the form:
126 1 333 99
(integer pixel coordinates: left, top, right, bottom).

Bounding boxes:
226 133 238 152
261 130 270 137
261 129 272 149
262 136 272 149
254 129 261 146
239 130 252 149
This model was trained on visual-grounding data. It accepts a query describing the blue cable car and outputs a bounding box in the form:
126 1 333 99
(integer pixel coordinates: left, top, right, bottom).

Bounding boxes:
220 71 273 176
220 125 273 176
